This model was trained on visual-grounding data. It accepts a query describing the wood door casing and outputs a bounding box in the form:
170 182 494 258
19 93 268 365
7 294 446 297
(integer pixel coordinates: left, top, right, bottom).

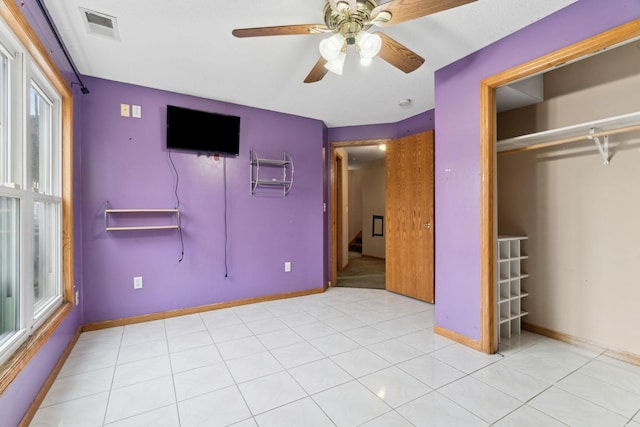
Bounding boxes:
336 152 345 271
385 131 435 302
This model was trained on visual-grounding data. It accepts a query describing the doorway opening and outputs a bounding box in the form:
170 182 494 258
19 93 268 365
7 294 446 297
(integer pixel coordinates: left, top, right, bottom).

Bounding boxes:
330 139 390 290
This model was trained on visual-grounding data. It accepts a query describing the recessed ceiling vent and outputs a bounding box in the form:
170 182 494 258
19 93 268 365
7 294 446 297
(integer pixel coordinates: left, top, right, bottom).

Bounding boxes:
80 8 120 41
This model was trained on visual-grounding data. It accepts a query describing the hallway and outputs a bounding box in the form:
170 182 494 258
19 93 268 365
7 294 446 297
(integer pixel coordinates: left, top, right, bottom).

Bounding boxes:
337 252 385 290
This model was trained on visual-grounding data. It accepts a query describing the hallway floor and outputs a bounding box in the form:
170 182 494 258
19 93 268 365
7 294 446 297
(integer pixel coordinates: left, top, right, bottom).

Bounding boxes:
32 287 640 426
336 252 385 290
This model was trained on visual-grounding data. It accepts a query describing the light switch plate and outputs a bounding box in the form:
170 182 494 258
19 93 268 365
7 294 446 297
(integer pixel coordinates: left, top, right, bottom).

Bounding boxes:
120 103 130 117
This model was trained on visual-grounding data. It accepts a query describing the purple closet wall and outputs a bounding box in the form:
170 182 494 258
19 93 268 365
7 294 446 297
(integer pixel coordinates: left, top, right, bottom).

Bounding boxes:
433 0 640 340
80 77 326 324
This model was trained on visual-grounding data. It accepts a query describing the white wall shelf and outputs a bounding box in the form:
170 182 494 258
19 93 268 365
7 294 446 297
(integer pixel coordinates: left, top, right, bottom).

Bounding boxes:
497 235 529 341
497 111 640 164
250 149 294 196
104 202 180 231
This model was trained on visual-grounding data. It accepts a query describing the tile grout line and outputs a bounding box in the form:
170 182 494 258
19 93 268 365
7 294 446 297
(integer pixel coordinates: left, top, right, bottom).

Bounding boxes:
250 299 343 425
37 288 640 426
162 317 184 427
202 311 257 426
101 326 125 427
488 347 607 426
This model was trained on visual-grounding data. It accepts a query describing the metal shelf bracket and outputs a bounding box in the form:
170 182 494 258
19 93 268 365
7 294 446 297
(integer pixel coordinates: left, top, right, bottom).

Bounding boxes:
588 127 610 165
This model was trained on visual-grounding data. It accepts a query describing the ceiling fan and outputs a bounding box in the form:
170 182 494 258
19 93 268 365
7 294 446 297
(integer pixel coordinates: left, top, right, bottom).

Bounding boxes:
232 0 476 83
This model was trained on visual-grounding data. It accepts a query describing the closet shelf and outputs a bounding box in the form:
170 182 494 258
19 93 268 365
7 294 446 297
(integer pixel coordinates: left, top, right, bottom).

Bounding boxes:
497 111 640 164
500 311 529 324
498 274 529 283
104 201 180 231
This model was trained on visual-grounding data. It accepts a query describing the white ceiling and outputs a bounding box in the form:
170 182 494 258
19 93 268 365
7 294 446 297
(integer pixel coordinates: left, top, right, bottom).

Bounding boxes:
346 144 388 169
44 0 579 128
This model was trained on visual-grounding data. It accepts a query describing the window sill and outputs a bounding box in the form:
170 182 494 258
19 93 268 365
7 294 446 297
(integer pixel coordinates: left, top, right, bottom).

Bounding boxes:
0 301 72 395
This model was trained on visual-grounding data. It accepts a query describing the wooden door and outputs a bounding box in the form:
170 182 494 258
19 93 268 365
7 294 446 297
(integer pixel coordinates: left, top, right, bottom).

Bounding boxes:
385 130 434 302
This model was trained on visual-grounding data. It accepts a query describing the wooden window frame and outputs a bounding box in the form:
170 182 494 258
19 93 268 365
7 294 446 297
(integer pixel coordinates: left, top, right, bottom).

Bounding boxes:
0 0 73 394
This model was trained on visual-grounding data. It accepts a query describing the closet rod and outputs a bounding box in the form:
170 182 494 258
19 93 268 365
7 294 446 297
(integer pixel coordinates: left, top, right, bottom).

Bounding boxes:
499 123 640 155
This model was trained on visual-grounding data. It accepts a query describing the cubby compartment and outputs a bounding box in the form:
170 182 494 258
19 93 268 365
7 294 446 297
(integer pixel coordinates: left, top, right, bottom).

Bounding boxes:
499 240 510 260
499 260 510 282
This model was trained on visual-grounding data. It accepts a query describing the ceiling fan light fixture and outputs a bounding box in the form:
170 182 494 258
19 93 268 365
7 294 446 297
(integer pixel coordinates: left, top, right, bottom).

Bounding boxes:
319 33 345 61
325 51 347 75
356 32 381 66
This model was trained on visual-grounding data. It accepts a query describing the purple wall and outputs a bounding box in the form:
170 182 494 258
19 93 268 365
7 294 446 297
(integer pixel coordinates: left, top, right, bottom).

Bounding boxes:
326 110 435 142
0 305 81 426
0 2 83 425
434 0 640 340
80 77 325 324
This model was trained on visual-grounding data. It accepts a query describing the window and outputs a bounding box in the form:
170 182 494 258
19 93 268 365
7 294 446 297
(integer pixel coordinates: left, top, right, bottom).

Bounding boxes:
30 82 61 321
0 17 64 367
0 49 8 185
0 196 19 349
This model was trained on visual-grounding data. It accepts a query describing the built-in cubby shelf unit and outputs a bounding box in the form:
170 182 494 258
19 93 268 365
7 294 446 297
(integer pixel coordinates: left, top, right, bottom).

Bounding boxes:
104 201 180 231
497 235 529 340
250 149 294 196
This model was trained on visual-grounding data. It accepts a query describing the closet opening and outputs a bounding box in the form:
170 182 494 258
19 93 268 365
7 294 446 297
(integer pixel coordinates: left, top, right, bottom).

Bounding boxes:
480 19 640 358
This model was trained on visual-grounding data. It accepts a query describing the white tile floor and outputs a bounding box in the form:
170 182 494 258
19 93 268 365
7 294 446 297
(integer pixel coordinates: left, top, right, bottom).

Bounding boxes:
31 287 640 426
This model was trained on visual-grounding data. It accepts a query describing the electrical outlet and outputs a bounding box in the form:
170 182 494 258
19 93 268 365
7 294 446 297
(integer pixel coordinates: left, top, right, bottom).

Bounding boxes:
134 276 143 289
284 261 291 272
132 105 141 118
120 103 130 117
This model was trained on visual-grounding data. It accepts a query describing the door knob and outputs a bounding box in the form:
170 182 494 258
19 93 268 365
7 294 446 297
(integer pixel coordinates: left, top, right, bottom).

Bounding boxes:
424 223 431 229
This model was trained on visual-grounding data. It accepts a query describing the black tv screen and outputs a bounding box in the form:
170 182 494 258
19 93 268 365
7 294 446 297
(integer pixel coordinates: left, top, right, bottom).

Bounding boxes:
166 105 240 156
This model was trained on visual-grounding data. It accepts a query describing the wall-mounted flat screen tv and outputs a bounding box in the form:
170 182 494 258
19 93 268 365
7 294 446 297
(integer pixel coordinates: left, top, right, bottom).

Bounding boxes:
166 105 240 156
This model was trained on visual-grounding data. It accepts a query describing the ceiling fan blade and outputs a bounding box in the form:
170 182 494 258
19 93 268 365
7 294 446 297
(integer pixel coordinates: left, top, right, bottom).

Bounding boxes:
377 33 425 73
304 57 329 83
232 24 328 38
371 0 477 27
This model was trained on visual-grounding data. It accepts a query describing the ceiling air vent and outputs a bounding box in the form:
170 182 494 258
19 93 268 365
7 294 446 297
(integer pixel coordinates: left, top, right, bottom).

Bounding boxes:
80 8 120 41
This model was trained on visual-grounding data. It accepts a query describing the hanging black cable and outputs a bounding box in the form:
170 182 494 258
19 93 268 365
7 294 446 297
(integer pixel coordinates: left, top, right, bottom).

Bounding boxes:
168 150 185 262
223 157 229 278
33 0 90 94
